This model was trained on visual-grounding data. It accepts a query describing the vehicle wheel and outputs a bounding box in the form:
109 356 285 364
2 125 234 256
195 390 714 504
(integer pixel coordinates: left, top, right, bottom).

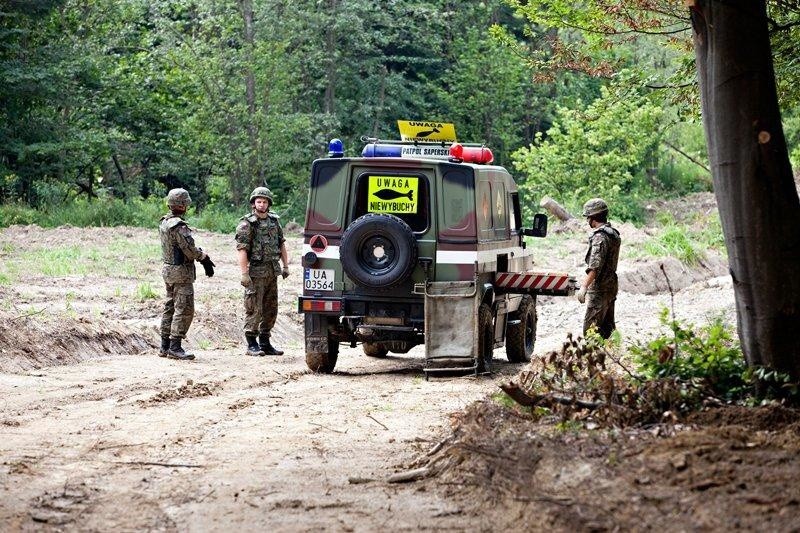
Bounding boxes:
476 303 494 373
363 342 388 358
506 295 537 363
306 336 339 373
340 213 417 290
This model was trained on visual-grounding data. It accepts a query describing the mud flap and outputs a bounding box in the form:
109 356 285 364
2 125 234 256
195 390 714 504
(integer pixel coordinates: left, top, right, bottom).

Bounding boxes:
424 280 478 375
304 314 334 353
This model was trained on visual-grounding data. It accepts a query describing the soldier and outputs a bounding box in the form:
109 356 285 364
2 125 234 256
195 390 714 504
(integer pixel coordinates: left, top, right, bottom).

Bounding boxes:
576 198 621 339
159 188 215 360
236 187 290 356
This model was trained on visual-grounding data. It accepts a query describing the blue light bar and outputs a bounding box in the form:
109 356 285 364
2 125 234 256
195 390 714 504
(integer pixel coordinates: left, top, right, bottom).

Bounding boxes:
361 144 403 157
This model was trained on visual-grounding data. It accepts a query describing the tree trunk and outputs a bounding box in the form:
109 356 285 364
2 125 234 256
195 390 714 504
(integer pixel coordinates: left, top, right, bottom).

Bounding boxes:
539 196 573 221
691 0 800 380
240 0 261 183
323 0 338 115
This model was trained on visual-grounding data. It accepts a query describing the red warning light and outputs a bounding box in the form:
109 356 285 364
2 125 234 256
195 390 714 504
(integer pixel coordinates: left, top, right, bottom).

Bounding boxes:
449 143 493 164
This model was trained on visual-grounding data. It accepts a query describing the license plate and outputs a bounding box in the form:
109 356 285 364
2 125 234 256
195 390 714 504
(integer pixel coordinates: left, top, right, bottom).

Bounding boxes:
304 268 335 291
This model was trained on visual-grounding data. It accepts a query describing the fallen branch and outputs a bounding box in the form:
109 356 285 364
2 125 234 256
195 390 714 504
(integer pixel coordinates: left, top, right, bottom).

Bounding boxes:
110 460 204 468
348 476 375 484
93 442 148 451
9 308 46 322
366 414 388 430
387 467 429 483
500 382 605 410
309 422 347 434
427 435 453 456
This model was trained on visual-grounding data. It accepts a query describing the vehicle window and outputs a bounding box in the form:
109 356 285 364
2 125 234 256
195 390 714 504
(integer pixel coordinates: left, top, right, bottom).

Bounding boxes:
491 182 507 238
353 172 429 233
306 160 347 233
439 168 476 240
477 180 492 240
510 192 521 232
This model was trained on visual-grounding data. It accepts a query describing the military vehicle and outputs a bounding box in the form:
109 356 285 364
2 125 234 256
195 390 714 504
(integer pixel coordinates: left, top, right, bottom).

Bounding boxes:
298 125 574 375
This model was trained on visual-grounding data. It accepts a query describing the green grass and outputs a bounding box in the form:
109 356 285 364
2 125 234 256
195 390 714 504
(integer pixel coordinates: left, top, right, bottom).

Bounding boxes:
636 213 726 265
643 225 703 264
15 240 160 278
0 198 243 233
491 391 518 409
526 231 573 259
135 282 159 301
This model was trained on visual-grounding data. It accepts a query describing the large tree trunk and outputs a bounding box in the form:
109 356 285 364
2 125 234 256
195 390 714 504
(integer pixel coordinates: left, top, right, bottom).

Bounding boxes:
691 0 800 380
240 0 261 183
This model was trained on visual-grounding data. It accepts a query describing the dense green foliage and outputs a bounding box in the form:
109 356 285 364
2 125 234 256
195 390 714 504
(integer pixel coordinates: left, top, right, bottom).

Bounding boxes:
1 1 796 227
513 81 664 220
630 309 748 401
499 0 798 222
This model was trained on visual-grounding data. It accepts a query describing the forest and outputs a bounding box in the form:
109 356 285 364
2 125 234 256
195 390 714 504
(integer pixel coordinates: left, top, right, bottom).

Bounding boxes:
2 0 796 228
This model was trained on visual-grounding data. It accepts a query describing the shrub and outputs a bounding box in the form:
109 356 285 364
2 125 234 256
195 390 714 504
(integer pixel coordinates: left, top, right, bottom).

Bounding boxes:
643 225 703 264
0 203 39 226
630 308 747 401
512 79 663 223
188 204 241 234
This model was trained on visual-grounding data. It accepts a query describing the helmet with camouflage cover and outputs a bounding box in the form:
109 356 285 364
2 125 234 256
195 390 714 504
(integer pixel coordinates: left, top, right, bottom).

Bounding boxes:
249 186 273 205
166 188 192 207
582 198 608 218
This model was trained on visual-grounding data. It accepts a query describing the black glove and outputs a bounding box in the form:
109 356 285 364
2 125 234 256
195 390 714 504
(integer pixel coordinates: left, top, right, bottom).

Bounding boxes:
200 256 216 277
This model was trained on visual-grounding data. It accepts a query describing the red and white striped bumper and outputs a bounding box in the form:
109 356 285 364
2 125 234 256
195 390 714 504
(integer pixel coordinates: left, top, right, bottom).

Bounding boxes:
494 272 575 296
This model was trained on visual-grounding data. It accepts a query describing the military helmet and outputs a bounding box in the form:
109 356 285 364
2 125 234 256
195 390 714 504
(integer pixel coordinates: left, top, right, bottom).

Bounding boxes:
582 198 608 218
249 186 273 204
166 188 191 207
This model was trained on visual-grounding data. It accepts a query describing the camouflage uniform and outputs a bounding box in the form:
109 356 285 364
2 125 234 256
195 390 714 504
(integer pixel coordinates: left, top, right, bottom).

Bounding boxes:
159 213 204 340
236 211 285 339
583 223 621 339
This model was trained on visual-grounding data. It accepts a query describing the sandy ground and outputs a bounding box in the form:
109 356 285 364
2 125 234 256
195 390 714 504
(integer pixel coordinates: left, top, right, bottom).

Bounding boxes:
2 208 792 531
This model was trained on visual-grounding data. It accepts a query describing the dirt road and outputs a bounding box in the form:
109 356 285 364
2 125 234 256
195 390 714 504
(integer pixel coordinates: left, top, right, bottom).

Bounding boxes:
0 345 529 530
0 221 742 530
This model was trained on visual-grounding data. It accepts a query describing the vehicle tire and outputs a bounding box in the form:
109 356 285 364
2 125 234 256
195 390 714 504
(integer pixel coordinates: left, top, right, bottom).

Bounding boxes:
306 335 339 373
506 295 537 363
476 303 494 373
363 342 388 358
340 213 417 290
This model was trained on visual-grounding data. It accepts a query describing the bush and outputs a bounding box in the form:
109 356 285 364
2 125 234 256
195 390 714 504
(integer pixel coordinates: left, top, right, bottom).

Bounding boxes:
630 308 748 401
1 198 243 233
512 79 664 223
187 204 242 234
0 203 39 226
643 225 703 264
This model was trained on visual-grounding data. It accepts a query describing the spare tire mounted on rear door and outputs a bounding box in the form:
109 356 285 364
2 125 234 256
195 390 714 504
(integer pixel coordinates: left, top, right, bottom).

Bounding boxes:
340 213 418 290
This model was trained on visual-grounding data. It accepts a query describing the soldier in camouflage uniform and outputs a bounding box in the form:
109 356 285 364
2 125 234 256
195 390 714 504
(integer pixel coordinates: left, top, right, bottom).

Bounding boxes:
236 187 290 356
576 198 621 339
159 188 213 360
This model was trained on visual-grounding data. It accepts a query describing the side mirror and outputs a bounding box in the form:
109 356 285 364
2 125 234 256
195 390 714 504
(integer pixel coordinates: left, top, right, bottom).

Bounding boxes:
523 213 548 238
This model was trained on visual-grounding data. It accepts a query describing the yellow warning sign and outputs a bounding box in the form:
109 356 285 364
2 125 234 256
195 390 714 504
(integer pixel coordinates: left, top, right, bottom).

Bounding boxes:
397 120 457 142
367 176 418 214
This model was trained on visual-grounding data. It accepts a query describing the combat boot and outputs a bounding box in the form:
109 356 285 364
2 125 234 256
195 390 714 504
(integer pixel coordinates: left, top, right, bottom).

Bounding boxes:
167 338 195 360
158 337 170 357
246 335 265 357
259 334 284 356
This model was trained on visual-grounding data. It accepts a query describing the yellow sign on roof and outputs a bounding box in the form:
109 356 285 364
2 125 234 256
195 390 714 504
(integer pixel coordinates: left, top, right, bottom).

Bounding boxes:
397 120 457 142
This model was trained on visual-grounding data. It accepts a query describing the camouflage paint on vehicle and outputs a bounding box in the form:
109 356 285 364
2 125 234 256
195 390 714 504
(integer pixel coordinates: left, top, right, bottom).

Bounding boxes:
299 141 572 374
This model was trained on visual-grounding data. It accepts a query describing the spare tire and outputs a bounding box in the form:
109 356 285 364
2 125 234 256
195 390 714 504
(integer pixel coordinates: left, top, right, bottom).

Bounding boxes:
340 213 418 290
